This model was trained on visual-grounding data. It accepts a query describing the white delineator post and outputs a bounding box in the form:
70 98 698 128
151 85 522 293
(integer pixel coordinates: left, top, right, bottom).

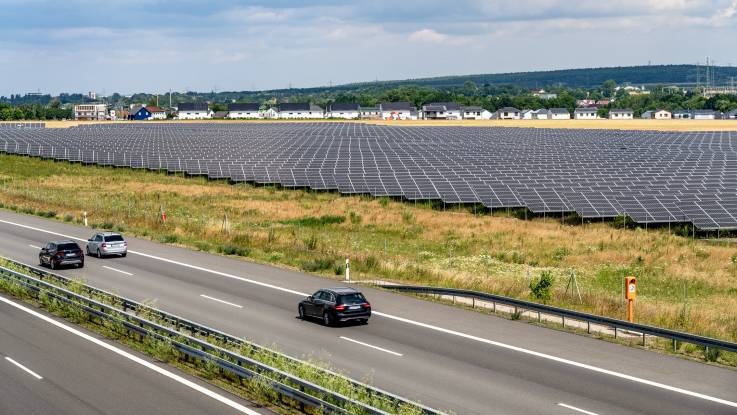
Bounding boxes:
83 211 88 227
345 258 350 282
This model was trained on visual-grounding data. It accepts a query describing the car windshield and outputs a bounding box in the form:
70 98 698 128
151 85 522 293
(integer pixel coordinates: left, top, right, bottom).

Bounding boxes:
57 243 79 250
338 293 366 304
105 235 124 242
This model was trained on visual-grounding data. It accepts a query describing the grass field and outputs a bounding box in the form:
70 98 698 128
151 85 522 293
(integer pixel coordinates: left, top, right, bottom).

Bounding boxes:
4 118 737 131
0 154 736 351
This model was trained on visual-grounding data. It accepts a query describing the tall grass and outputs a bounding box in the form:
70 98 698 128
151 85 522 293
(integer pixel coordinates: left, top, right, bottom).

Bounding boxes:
0 154 736 343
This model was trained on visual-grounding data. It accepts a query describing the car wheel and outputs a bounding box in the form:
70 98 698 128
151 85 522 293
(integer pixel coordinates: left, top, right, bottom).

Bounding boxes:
50 260 56 270
78 263 84 269
121 252 127 258
358 319 368 325
86 246 91 256
298 305 306 320
323 312 333 327
97 249 102 258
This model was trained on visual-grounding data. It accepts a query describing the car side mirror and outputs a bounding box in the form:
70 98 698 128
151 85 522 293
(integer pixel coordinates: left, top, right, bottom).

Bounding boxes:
88 238 93 242
307 296 314 301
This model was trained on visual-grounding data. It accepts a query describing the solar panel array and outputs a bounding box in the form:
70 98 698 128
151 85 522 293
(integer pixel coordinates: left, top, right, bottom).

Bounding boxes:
0 123 735 230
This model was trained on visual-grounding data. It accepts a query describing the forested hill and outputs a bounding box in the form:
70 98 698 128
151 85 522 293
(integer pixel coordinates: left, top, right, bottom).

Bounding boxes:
299 64 737 93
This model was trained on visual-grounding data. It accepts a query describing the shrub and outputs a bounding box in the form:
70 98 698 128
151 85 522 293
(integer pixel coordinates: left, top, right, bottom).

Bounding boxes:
530 271 554 302
219 244 250 257
303 234 318 250
401 210 415 224
282 215 345 227
348 211 362 224
552 247 569 262
301 257 335 272
333 263 345 276
158 234 180 244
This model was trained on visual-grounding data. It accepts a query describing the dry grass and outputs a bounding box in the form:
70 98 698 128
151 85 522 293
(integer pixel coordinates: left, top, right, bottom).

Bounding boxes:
4 118 736 132
0 154 736 345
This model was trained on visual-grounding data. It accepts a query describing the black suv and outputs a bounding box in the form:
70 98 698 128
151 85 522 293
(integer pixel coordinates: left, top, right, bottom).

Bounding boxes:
39 240 84 269
298 287 371 326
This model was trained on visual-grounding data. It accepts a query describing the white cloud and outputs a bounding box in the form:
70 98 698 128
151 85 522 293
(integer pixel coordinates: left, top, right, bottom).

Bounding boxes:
408 28 470 45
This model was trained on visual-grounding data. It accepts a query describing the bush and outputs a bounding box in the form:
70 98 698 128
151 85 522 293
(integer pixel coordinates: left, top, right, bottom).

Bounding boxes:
158 234 180 244
218 244 250 257
282 215 345 227
303 234 318 250
530 271 554 302
301 257 335 272
348 211 362 224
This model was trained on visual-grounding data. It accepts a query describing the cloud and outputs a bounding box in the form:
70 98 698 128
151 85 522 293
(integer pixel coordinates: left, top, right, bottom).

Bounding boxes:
0 0 736 95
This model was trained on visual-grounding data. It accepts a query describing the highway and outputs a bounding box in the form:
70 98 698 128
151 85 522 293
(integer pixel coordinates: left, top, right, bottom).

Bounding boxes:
0 293 268 415
1 209 736 414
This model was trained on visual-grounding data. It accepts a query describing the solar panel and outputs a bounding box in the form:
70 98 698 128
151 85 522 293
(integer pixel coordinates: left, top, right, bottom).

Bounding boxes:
0 122 735 230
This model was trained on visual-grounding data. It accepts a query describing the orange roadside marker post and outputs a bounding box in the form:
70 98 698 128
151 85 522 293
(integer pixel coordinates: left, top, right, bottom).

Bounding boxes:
625 276 637 322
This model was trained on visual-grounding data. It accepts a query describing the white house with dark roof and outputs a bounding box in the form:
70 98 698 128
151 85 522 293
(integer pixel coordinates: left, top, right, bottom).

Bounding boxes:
227 103 261 118
520 109 536 120
692 109 718 120
461 106 492 120
422 102 462 120
268 103 324 119
496 107 520 120
327 103 360 119
549 108 570 120
574 108 598 120
177 103 212 120
641 109 671 119
609 109 634 120
380 102 415 120
360 106 381 119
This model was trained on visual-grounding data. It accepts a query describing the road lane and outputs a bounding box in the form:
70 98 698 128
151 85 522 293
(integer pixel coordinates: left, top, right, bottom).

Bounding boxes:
0 294 268 415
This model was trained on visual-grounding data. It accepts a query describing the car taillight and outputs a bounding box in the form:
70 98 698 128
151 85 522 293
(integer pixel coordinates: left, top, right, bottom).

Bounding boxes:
55 252 64 257
334 305 346 311
362 303 371 309
101 243 108 248
123 241 127 246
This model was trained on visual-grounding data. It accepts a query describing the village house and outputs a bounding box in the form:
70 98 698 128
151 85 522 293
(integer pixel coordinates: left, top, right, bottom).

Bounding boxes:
177 103 212 120
359 106 381 119
496 107 520 120
549 108 570 120
380 102 415 120
461 106 492 120
326 103 360 119
267 103 324 119
641 109 672 119
227 103 261 118
609 108 634 120
422 102 462 120
574 108 598 120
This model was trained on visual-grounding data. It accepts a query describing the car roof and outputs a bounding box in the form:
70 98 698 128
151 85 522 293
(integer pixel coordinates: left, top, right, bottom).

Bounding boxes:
97 232 122 236
323 287 362 295
49 240 78 245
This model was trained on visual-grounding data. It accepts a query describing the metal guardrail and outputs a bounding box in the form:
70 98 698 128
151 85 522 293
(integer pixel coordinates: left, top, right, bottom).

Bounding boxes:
375 284 737 354
0 259 442 415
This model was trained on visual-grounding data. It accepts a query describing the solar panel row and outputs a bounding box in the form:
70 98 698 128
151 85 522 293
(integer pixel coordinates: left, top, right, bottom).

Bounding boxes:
0 123 735 230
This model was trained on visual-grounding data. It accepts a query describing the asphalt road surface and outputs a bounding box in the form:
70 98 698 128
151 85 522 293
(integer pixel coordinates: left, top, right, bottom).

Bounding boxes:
0 292 270 415
1 209 736 415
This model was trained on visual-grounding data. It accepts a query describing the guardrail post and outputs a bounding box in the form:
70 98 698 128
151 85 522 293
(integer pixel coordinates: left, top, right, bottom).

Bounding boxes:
472 297 475 308
642 333 646 346
673 339 677 351
587 321 590 334
614 327 618 339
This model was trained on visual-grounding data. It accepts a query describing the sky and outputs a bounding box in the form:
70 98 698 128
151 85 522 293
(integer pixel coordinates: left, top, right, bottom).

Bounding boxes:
0 0 736 96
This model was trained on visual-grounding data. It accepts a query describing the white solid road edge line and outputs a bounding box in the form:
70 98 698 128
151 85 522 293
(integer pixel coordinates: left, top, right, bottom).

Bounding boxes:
200 294 243 309
557 402 599 415
0 294 260 415
339 336 403 357
4 356 43 380
3 217 737 408
28 244 41 250
102 265 134 276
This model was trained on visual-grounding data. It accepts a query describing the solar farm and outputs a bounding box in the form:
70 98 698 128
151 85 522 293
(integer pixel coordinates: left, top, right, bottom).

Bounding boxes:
0 122 735 231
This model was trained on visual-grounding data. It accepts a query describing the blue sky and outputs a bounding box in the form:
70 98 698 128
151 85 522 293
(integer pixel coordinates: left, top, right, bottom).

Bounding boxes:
0 0 736 96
